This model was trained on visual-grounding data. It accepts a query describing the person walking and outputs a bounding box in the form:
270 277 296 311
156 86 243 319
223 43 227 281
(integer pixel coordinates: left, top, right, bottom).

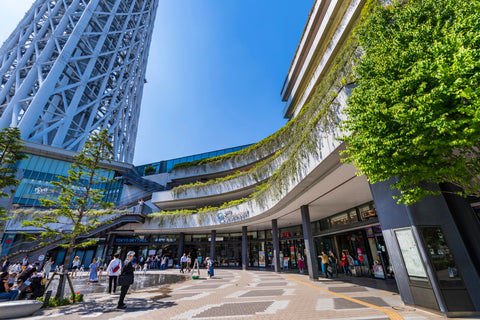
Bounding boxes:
341 251 352 276
88 258 99 282
106 253 121 294
186 254 192 272
328 250 338 278
71 256 81 278
206 257 214 278
42 258 53 279
320 251 333 278
117 251 136 309
160 256 166 270
297 253 306 274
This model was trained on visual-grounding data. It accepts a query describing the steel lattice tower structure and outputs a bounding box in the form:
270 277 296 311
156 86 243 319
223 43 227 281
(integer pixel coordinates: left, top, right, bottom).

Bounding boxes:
0 0 159 162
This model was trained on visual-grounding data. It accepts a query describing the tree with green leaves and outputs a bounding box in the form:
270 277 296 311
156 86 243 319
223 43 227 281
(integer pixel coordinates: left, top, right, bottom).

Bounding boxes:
341 0 480 205
0 127 28 234
22 129 115 298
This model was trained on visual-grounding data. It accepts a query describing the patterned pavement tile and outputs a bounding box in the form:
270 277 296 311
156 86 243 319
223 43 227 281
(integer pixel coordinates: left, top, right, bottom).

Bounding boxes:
333 298 368 310
253 282 289 287
193 301 272 318
328 286 368 293
352 297 392 307
240 289 285 297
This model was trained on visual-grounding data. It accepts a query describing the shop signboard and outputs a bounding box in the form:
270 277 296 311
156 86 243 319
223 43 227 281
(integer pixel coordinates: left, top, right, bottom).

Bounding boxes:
395 228 427 279
116 238 147 243
361 209 377 220
373 264 384 278
148 250 156 256
259 251 265 267
216 210 250 224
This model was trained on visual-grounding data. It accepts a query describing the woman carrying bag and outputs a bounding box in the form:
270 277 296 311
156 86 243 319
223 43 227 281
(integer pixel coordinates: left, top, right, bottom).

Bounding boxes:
117 251 136 309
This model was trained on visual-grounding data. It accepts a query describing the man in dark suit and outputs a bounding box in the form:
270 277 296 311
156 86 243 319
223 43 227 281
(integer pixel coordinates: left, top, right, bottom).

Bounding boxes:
117 251 136 309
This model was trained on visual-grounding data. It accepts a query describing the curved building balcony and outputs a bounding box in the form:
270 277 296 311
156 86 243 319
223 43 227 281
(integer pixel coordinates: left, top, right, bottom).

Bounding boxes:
168 133 289 185
152 154 286 211
131 85 366 233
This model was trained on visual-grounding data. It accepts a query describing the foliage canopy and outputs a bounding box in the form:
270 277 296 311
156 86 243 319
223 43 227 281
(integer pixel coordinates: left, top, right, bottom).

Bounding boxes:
342 0 480 204
0 127 28 232
21 129 115 298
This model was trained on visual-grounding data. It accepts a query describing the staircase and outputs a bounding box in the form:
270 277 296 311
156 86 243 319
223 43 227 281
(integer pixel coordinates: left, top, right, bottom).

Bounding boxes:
5 211 146 262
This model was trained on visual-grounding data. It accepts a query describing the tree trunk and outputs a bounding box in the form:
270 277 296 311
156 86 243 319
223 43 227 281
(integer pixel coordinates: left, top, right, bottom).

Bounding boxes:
55 243 75 299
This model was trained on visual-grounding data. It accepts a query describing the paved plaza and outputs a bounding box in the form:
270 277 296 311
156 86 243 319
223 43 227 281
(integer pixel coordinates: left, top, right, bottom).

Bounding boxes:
23 269 475 320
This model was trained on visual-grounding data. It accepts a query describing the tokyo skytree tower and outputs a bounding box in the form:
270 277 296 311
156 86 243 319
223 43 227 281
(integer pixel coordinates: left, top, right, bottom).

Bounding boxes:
0 0 159 162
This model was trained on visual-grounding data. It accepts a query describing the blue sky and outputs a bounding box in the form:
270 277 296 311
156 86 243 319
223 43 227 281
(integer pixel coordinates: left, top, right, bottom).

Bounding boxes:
0 1 314 165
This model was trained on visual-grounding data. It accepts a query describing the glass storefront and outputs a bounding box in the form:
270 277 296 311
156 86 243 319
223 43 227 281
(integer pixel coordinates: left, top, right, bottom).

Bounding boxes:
13 154 123 207
84 202 394 280
313 202 395 279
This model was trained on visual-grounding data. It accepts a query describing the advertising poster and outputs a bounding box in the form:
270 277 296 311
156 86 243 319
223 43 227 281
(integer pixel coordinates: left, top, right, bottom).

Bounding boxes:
395 228 427 278
373 264 384 278
259 251 265 267
283 257 289 268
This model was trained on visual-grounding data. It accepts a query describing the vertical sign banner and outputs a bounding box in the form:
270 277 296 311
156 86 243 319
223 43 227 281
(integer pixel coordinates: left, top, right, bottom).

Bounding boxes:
1 234 16 255
259 251 265 267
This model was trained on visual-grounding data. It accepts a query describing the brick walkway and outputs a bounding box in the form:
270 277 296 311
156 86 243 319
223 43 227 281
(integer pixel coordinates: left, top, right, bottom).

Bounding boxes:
27 269 469 320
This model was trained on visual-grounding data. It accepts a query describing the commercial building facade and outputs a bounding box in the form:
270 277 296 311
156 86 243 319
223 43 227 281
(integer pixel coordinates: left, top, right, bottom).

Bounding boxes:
1 0 479 317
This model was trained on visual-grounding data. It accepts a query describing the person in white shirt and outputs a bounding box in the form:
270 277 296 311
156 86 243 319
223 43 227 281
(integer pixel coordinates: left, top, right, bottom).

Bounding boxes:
106 253 122 294
71 256 81 278
180 254 187 273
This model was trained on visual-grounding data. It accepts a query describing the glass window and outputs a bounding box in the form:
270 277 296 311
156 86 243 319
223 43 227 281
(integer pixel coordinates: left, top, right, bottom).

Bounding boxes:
330 212 349 228
247 231 257 240
348 209 359 223
320 218 330 230
265 230 272 240
229 233 242 241
420 226 466 289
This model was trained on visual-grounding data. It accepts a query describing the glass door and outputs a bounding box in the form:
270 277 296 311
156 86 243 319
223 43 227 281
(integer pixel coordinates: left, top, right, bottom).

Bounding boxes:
228 246 241 267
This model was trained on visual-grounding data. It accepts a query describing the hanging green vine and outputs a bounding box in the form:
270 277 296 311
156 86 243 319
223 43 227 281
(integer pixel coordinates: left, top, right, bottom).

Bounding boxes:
150 0 378 226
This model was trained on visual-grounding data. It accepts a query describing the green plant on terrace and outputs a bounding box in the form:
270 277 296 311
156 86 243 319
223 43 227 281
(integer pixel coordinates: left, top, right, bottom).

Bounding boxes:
171 152 280 198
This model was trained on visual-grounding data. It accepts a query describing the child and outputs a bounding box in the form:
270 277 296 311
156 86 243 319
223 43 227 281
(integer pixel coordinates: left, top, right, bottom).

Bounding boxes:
142 262 148 274
98 266 104 281
88 258 99 282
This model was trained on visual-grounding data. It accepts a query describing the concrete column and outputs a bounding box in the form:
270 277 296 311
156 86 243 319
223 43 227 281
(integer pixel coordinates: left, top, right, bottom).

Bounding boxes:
272 219 281 273
210 230 216 260
177 232 184 266
242 226 248 270
301 205 319 280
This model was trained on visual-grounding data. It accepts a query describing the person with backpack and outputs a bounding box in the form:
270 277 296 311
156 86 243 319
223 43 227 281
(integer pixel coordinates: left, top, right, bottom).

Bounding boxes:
106 253 122 294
